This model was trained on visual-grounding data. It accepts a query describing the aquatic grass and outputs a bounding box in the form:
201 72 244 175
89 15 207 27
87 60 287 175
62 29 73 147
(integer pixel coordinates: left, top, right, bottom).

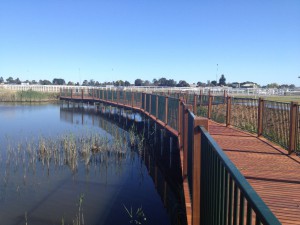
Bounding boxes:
123 204 147 225
72 193 85 225
0 89 58 102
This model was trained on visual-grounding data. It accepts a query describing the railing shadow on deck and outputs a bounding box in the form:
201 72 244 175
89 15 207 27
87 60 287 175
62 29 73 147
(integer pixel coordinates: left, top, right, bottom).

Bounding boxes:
60 88 281 225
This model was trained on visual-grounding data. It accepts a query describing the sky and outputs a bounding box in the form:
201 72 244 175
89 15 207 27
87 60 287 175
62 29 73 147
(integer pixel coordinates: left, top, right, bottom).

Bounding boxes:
0 0 299 86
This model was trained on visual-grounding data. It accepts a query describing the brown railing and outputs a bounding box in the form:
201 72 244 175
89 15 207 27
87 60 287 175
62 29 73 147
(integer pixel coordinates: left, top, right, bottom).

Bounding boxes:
230 97 258 133
175 91 299 155
60 88 281 225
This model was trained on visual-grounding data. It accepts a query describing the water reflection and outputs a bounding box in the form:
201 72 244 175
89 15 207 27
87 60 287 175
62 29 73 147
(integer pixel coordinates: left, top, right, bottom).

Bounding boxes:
60 103 187 225
0 102 186 225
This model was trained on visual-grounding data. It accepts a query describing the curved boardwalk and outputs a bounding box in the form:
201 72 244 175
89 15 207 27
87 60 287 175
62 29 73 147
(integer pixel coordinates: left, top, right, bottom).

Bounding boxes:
60 92 299 225
209 121 300 225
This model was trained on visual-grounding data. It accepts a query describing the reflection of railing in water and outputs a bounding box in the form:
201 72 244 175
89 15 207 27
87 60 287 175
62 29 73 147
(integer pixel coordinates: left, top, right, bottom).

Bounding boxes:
60 88 281 225
142 120 187 225
60 104 187 225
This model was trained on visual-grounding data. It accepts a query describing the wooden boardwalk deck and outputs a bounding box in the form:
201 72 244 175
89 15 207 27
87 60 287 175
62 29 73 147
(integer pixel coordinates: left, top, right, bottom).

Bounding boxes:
209 121 300 225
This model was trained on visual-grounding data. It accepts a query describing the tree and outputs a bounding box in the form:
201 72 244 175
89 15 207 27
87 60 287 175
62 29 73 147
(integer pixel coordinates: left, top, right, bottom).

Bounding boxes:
6 77 14 83
39 80 52 85
124 81 131 86
144 80 151 86
52 78 65 85
88 79 95 86
134 79 143 86
152 79 158 86
15 78 21 84
197 81 206 87
67 81 74 85
158 77 167 86
211 80 217 86
176 80 190 87
166 79 176 87
219 74 226 86
115 80 124 86
31 80 38 84
266 83 279 88
289 84 295 89
82 80 88 86
0 77 3 83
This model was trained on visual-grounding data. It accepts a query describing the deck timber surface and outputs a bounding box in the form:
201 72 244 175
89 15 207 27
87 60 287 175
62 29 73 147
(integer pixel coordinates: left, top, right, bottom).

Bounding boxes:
209 121 300 225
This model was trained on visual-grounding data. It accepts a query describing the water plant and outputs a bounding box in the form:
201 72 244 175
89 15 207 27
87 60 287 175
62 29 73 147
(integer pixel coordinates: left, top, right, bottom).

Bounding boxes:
73 193 85 225
123 204 147 225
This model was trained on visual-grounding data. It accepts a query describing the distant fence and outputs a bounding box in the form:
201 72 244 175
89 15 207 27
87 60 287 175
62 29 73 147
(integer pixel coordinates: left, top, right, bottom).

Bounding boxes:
60 88 281 225
3 84 299 97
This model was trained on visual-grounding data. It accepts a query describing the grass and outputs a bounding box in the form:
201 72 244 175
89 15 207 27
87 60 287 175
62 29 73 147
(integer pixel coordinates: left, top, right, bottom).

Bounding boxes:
230 94 300 103
0 88 59 102
2 125 146 225
123 204 147 225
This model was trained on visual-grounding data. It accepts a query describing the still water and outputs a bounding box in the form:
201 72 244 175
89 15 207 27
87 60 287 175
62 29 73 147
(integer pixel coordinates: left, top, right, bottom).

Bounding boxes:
0 102 186 225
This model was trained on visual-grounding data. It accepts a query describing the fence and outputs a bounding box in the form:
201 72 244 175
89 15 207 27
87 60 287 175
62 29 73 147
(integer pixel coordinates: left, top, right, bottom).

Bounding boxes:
174 91 299 155
60 88 280 225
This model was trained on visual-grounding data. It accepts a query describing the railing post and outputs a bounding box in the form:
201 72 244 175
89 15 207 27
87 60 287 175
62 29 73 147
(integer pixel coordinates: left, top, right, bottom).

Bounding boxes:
178 98 182 140
143 93 146 111
192 118 202 225
81 89 84 100
289 102 298 154
208 95 212 119
193 94 197 115
156 95 159 118
226 96 231 126
131 92 134 107
257 98 264 137
71 89 73 99
183 107 188 177
199 90 203 107
123 91 126 105
149 95 152 115
165 96 168 125
116 90 120 103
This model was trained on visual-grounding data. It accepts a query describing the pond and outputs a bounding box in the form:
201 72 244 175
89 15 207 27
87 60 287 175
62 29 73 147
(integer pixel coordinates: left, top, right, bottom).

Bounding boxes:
0 102 186 225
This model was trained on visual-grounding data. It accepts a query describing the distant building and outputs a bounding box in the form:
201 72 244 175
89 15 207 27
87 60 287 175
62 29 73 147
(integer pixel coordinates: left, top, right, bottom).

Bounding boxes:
189 83 197 88
240 82 258 88
231 82 240 88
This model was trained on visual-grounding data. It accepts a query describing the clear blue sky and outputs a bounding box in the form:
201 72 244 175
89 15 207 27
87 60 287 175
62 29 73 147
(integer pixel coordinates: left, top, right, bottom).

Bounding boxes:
0 0 299 86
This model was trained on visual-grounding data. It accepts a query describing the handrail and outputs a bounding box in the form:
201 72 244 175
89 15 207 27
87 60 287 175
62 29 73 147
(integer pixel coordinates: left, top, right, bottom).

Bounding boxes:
173 91 299 154
199 125 280 225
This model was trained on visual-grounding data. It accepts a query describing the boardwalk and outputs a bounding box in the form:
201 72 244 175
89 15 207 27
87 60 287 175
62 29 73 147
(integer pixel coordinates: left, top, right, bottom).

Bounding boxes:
209 121 300 225
60 90 299 225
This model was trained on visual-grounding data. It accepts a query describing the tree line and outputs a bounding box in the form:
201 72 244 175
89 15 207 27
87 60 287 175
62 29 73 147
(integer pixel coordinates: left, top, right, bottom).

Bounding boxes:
0 75 296 89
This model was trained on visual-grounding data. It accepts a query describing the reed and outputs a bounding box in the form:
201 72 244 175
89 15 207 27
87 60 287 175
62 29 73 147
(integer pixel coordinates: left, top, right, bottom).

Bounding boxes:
0 89 58 102
123 204 147 225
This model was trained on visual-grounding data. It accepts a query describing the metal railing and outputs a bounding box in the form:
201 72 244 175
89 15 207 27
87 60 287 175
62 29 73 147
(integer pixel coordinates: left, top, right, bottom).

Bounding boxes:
298 106 300 153
211 95 226 124
199 126 280 225
231 97 258 133
177 91 299 154
262 101 290 149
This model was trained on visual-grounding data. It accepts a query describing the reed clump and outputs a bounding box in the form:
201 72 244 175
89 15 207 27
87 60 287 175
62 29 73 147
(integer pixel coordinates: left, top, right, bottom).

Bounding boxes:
0 89 59 102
